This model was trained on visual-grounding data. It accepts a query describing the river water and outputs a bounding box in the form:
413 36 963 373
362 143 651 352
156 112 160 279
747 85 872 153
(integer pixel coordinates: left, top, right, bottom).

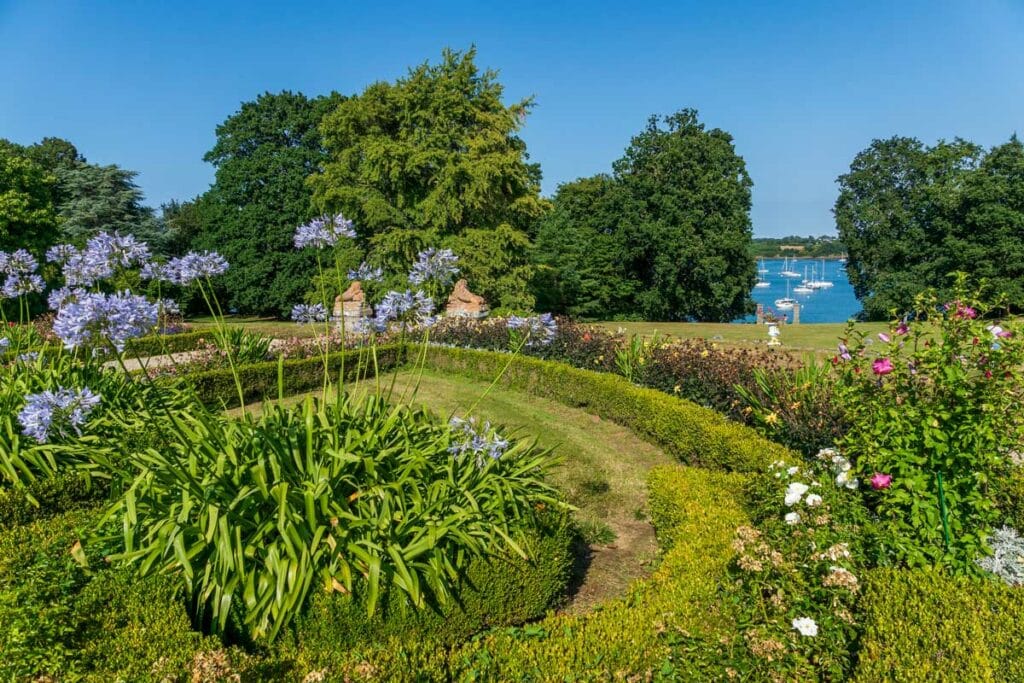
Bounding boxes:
742 258 861 323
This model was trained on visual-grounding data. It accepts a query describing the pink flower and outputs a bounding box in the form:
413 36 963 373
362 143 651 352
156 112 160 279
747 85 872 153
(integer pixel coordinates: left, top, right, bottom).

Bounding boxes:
949 302 977 319
837 343 852 361
878 332 891 343
870 473 892 490
895 322 909 335
872 358 894 376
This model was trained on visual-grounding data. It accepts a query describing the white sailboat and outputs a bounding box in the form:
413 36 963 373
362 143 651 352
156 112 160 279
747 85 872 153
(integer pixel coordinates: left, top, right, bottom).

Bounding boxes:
758 258 769 274
775 279 797 310
754 278 770 289
793 265 813 294
779 256 801 278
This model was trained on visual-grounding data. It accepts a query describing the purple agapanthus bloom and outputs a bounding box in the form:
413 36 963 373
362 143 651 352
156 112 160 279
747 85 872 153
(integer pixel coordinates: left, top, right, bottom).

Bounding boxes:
140 261 178 283
2 273 45 299
347 262 384 282
374 289 435 329
168 251 228 285
0 337 9 353
507 313 558 347
17 351 39 363
46 244 79 265
0 249 39 276
47 286 84 311
18 387 101 443
89 232 151 269
448 416 510 466
291 303 328 324
408 248 459 287
52 291 159 351
294 213 357 249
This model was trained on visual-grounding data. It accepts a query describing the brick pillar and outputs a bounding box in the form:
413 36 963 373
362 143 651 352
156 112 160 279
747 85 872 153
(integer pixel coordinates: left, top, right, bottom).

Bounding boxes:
756 303 764 325
792 303 800 325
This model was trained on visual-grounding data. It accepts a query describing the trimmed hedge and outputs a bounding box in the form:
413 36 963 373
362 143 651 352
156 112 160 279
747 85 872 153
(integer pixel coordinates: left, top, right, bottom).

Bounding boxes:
854 568 1024 682
288 464 750 681
123 329 209 357
416 346 797 473
0 471 106 530
185 345 405 408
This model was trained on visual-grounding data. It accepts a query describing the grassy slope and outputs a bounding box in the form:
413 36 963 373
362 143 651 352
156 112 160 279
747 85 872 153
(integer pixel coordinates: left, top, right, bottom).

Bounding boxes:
236 369 675 611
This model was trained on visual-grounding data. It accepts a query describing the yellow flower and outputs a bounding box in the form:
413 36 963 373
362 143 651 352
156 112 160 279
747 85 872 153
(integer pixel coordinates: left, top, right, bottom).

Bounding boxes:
701 350 709 358
673 385 681 393
765 412 779 425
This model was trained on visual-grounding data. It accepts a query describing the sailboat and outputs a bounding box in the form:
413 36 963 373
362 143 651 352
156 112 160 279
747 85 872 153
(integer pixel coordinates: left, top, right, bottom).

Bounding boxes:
775 279 797 310
813 258 834 288
758 258 769 274
780 256 801 278
793 265 813 294
754 277 770 289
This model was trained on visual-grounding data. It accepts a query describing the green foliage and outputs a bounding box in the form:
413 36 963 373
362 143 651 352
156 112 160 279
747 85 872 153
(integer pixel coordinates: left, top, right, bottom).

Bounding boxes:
418 346 796 473
534 109 756 322
0 141 59 257
53 161 165 246
190 91 346 316
101 393 563 642
750 235 846 258
835 278 1024 569
0 471 104 529
310 48 546 308
836 135 1024 318
211 326 272 365
854 568 1024 682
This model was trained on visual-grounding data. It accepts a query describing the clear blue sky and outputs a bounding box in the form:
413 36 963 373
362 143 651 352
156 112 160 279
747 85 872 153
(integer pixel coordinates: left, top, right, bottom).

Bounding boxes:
2 1 1022 237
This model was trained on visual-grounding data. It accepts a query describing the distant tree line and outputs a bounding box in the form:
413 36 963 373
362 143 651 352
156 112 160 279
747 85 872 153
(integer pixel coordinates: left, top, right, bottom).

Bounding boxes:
750 236 846 258
836 135 1024 319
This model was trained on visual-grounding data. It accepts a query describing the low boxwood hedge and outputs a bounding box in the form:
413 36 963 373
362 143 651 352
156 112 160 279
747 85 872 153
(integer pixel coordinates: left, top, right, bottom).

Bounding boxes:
853 568 1024 683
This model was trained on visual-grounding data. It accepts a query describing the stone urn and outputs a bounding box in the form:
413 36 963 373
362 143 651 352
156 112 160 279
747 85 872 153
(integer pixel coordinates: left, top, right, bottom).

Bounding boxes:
445 279 489 318
334 280 372 325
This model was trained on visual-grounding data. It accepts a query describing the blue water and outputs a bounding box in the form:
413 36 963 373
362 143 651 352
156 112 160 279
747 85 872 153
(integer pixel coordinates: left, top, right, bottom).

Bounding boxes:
741 258 861 323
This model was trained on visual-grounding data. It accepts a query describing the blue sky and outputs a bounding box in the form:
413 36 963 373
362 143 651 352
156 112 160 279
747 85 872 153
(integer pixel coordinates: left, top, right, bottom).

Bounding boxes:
1 1 1021 237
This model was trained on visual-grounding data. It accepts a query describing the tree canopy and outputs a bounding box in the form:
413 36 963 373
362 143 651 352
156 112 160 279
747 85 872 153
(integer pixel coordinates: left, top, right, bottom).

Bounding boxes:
835 135 1024 318
188 90 345 316
535 110 755 321
310 47 547 310
0 143 59 256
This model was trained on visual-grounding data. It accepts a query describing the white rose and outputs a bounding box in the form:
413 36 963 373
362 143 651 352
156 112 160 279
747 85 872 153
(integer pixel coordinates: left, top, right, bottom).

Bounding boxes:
792 617 818 637
805 493 823 507
785 511 801 525
784 482 810 506
787 466 799 476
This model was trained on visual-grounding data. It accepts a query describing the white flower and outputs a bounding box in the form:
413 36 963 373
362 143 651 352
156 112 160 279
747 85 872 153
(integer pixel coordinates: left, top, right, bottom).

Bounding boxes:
787 466 799 476
831 455 851 471
817 447 839 461
792 617 818 637
835 470 859 489
805 493 823 507
785 512 801 525
784 482 810 506
769 460 786 471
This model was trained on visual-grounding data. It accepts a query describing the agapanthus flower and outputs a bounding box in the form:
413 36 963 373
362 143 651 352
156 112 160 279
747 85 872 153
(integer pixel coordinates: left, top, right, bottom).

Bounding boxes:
374 289 435 328
293 213 356 249
0 249 39 276
792 617 818 637
872 357 894 375
168 251 228 285
17 351 39 363
869 472 892 490
46 244 79 265
88 231 151 269
507 313 558 347
409 248 459 287
47 286 84 311
18 387 101 443
448 416 510 466
2 273 44 299
63 249 113 287
140 261 177 283
291 303 328 324
0 337 9 352
52 291 159 351
158 298 180 316
347 262 384 282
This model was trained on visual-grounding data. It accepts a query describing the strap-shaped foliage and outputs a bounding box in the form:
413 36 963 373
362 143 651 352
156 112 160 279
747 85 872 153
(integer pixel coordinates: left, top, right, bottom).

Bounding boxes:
105 394 561 641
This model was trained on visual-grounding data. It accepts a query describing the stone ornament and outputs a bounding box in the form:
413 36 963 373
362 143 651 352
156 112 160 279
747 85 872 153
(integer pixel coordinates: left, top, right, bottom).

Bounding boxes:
445 279 489 318
334 280 372 320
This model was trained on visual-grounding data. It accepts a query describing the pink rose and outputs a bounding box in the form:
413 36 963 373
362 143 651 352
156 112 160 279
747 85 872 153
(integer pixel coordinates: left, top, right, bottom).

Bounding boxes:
872 358 894 376
870 473 892 490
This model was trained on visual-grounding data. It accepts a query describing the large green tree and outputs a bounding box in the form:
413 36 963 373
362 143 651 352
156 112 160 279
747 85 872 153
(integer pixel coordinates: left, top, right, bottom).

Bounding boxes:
534 110 755 321
54 162 163 245
310 48 547 310
190 90 344 316
834 136 988 318
0 142 59 255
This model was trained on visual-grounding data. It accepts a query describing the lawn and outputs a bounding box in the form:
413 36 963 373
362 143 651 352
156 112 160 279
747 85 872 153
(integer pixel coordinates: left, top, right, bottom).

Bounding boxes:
233 368 675 612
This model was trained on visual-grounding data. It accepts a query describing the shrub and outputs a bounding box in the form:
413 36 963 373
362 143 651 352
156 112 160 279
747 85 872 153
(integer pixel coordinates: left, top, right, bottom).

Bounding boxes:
835 278 1024 569
854 568 1024 682
0 471 105 529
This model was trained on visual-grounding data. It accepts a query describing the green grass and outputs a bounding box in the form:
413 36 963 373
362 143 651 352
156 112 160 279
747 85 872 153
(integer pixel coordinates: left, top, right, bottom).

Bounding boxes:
234 369 675 610
189 315 321 338
596 320 889 352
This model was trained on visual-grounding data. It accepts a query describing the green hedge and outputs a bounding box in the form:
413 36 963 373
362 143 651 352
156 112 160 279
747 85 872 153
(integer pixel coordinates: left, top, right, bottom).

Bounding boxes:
185 345 405 408
291 464 750 681
854 568 1024 682
0 471 106 530
416 347 797 473
123 329 210 357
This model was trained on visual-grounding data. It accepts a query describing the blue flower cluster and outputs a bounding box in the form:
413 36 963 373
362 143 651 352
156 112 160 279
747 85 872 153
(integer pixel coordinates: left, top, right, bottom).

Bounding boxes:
507 313 558 347
0 337 9 353
18 386 101 443
347 262 384 282
374 289 435 330
408 248 459 287
293 213 357 249
0 249 44 299
448 416 510 466
52 291 159 352
138 251 228 286
54 232 152 287
291 303 328 324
